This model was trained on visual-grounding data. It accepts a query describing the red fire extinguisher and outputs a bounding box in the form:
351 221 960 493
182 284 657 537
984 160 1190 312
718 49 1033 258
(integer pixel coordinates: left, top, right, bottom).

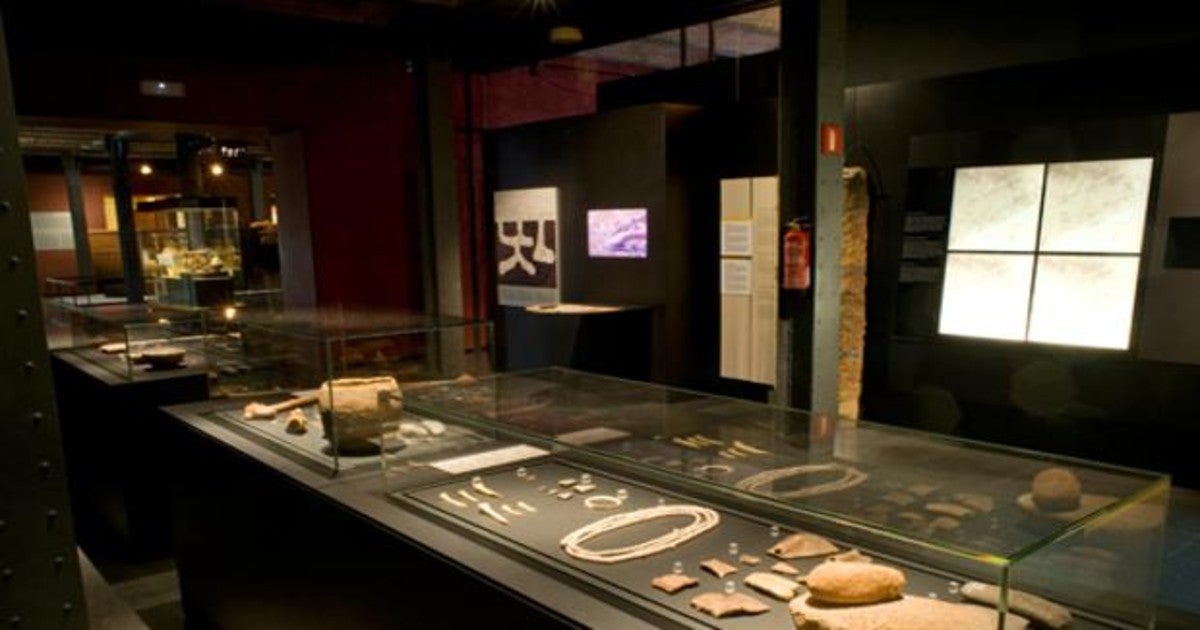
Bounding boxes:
782 219 811 291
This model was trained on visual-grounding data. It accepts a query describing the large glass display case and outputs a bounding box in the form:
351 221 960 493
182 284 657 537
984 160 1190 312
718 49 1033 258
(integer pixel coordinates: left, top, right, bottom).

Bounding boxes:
50 302 210 379
137 195 241 308
381 368 1168 629
200 309 494 475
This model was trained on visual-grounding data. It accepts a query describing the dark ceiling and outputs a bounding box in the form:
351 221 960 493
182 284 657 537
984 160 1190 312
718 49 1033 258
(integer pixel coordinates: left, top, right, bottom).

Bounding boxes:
0 0 773 71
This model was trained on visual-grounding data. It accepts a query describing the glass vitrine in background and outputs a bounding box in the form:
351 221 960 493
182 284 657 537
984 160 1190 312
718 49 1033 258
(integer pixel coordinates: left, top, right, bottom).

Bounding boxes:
137 195 242 308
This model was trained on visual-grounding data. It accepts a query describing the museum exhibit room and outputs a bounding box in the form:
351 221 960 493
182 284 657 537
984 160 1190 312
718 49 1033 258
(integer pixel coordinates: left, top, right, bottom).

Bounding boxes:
5 0 1200 628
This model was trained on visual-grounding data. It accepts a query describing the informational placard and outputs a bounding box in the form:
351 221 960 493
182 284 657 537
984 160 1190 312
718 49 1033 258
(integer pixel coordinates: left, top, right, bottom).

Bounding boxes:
29 211 75 251
494 187 560 307
720 220 753 256
720 259 752 296
428 444 550 475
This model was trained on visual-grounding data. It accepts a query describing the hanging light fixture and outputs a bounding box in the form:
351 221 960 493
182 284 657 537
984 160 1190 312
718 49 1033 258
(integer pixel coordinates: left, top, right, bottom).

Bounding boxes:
138 163 154 176
209 162 225 177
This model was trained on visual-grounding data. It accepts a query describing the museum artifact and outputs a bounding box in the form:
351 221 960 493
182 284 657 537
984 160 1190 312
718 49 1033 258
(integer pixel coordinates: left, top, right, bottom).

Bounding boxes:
689 591 769 619
802 562 906 605
470 476 502 498
739 554 761 566
743 571 799 601
960 581 1072 629
439 491 467 508
954 492 995 513
789 594 1030 630
559 505 720 564
826 548 872 564
516 501 537 513
316 376 400 453
477 501 509 525
501 504 524 517
732 440 768 455
457 489 479 503
651 573 699 595
925 502 974 518
99 342 126 354
284 410 308 435
771 561 800 575
736 463 868 499
695 464 734 476
882 491 917 506
243 394 319 420
768 532 839 559
907 483 938 497
139 346 187 369
700 558 739 578
1031 467 1083 512
583 494 623 510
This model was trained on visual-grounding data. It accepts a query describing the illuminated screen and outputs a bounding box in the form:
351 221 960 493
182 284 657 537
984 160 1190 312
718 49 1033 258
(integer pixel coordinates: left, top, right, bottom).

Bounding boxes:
588 209 648 258
939 158 1151 349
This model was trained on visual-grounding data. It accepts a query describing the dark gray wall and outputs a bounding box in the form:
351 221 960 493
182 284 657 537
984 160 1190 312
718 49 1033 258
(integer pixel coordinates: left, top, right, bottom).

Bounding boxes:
490 104 710 386
847 48 1200 487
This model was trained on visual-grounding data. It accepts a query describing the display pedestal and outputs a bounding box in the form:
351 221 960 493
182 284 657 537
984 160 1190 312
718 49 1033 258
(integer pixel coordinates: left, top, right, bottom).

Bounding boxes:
52 350 209 561
160 400 672 630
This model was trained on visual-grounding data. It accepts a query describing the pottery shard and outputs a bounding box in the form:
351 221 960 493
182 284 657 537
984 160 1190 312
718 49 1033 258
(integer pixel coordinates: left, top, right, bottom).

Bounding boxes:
882 491 917 507
744 571 800 601
925 502 974 519
789 594 1030 630
316 377 400 452
1031 467 1082 512
651 573 699 595
700 558 739 578
739 554 762 566
825 548 872 563
690 592 770 619
769 532 839 559
803 561 905 605
960 582 1072 630
955 492 995 513
771 561 801 575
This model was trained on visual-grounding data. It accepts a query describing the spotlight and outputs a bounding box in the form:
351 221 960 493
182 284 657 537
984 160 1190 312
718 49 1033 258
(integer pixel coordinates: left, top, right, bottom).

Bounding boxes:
138 163 153 176
223 306 237 321
209 162 225 177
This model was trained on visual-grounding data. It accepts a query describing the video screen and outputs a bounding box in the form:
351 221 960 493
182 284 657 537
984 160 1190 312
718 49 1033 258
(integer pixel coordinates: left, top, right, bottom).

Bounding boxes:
587 208 648 258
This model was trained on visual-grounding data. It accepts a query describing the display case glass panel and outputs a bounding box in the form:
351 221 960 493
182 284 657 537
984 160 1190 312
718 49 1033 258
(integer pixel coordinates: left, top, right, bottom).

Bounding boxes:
384 368 1168 629
51 302 209 379
136 196 242 308
200 309 494 476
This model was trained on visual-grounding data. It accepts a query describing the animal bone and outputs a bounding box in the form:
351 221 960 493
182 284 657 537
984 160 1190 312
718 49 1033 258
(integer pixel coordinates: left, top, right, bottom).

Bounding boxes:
500 504 524 517
457 489 479 503
243 394 319 420
477 502 509 525
284 410 308 435
439 492 467 508
470 476 501 498
516 501 537 513
732 440 768 455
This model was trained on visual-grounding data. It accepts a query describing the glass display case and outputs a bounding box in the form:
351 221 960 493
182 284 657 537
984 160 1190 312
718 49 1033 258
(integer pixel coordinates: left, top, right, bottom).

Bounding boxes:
50 302 210 379
137 195 242 308
199 309 494 475
381 368 1168 629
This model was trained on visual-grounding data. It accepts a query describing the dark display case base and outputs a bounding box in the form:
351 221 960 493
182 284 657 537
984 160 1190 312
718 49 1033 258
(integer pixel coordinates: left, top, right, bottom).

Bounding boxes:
52 350 209 561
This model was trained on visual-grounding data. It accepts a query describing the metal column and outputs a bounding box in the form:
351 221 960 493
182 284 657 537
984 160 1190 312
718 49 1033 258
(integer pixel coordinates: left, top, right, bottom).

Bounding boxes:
0 11 88 628
417 51 466 376
779 0 846 419
105 135 145 303
61 154 93 280
248 158 267 222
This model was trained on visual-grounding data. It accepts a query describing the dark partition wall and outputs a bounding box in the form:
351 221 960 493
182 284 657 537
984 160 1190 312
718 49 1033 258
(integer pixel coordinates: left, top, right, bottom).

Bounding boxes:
490 103 712 387
847 50 1200 486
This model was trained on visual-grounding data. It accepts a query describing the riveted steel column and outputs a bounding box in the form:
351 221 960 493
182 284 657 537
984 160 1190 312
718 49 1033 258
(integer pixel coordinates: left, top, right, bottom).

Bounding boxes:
0 11 88 628
779 0 845 420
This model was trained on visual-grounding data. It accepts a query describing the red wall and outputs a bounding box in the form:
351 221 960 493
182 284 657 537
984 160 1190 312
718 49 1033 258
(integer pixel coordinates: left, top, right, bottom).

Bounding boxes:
12 49 423 311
